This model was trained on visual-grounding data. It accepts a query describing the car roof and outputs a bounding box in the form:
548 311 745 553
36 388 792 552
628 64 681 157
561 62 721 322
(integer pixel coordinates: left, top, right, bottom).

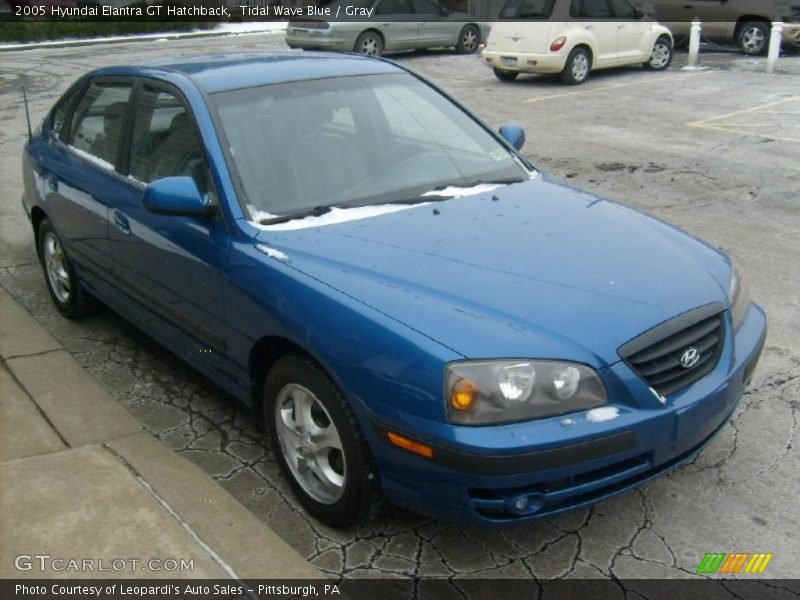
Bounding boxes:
85 52 405 94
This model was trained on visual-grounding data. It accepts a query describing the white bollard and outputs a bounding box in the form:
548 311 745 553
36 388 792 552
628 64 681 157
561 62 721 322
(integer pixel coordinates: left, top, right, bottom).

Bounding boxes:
767 21 784 74
688 19 701 68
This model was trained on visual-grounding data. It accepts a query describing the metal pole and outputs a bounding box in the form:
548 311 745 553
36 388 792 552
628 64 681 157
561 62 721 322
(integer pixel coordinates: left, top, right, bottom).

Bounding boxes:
767 21 784 74
688 19 701 68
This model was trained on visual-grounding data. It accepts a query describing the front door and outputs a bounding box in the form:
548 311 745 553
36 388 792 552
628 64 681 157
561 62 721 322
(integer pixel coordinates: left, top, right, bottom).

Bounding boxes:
109 80 230 362
577 0 620 67
610 0 651 62
374 0 420 50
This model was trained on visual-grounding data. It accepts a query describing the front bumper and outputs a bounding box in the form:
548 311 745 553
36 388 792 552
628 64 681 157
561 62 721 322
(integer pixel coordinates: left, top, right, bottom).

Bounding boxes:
370 303 766 524
482 49 567 74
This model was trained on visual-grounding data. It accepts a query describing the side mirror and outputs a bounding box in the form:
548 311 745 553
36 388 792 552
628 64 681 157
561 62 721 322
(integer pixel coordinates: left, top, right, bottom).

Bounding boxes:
142 176 213 217
498 122 526 151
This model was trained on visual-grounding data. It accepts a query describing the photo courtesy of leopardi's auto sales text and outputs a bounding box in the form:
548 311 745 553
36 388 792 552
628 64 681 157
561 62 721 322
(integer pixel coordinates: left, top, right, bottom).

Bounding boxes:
0 0 798 598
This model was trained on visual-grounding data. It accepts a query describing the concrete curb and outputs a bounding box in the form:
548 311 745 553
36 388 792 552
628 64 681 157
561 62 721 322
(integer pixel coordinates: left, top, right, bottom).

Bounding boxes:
0 27 284 53
0 284 321 580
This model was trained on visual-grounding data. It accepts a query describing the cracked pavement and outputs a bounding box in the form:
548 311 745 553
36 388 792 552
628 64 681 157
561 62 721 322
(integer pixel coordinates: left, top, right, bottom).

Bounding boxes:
0 32 798 583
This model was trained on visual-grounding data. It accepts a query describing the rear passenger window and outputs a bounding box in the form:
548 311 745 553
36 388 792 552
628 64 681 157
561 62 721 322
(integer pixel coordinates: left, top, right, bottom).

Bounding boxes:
68 80 132 168
577 0 613 18
129 84 215 201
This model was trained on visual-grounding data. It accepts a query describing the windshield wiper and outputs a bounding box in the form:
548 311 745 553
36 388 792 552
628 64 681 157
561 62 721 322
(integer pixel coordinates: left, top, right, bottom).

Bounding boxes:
259 205 332 225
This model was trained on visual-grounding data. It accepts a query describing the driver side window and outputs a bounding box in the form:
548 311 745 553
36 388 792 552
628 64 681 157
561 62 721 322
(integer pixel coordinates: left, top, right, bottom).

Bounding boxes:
129 84 216 203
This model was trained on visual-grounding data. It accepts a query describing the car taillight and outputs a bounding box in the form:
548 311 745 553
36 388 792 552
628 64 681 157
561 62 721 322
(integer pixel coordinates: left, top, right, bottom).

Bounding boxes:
289 20 330 30
550 37 567 52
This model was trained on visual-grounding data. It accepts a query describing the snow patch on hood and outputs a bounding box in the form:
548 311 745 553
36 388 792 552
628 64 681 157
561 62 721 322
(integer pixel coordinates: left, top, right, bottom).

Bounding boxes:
255 244 289 262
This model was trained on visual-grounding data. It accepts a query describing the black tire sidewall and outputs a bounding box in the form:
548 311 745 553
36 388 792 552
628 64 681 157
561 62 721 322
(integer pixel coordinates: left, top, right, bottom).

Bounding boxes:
562 47 590 85
493 68 519 81
264 356 375 528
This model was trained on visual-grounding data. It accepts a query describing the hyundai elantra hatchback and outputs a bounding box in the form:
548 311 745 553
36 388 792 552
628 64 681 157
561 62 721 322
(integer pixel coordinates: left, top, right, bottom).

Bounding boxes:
22 53 766 527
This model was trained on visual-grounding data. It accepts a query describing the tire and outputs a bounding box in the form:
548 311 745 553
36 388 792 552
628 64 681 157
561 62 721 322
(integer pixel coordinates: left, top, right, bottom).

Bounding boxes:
37 218 95 319
561 46 591 85
354 30 384 56
493 68 519 82
737 21 769 56
456 24 480 54
644 36 673 71
264 355 377 528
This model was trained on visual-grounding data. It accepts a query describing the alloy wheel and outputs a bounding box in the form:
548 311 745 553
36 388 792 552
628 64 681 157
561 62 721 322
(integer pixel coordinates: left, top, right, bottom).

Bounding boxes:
461 29 478 53
650 43 671 69
572 53 589 82
274 383 346 504
359 35 381 56
741 27 765 54
43 231 70 303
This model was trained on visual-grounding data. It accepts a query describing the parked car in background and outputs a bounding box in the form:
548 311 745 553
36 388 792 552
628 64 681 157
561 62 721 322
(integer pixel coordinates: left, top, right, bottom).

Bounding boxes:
649 0 800 55
24 53 765 528
483 0 674 84
285 0 490 55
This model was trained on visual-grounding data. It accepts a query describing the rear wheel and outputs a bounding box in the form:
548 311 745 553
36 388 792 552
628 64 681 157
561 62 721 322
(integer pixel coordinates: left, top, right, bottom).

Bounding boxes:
354 30 384 56
37 218 95 319
456 25 480 54
645 37 673 71
737 21 769 55
493 68 519 82
561 47 591 85
264 355 377 528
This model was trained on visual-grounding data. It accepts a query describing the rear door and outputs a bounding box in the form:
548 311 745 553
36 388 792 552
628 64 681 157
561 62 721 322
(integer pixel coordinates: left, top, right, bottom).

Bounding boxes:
109 80 230 361
654 0 731 38
610 0 650 62
413 0 453 46
373 0 419 50
576 0 620 66
43 78 134 279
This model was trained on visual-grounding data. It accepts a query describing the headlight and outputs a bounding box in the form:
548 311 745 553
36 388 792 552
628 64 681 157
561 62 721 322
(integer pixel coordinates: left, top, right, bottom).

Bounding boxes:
728 261 751 331
445 360 607 426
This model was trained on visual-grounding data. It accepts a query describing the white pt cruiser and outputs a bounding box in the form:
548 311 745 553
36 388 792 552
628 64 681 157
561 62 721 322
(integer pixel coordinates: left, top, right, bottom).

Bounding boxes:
483 0 674 84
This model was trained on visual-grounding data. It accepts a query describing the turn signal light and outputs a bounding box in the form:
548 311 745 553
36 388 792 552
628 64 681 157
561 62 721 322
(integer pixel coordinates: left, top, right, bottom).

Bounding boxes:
550 37 567 52
451 378 479 411
387 431 434 458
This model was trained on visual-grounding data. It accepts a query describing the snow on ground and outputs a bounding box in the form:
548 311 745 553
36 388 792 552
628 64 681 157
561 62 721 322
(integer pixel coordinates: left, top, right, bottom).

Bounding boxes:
0 21 286 51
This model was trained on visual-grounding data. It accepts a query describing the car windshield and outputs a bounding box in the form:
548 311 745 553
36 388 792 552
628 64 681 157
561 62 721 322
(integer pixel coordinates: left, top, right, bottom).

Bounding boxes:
211 73 530 220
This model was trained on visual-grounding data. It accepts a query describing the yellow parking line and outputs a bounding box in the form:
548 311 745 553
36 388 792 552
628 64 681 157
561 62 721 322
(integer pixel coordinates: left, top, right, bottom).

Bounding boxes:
687 95 800 143
523 72 708 104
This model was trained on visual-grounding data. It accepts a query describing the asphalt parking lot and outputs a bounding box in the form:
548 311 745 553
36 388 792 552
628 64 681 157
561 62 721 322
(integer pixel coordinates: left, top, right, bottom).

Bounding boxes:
1 32 798 581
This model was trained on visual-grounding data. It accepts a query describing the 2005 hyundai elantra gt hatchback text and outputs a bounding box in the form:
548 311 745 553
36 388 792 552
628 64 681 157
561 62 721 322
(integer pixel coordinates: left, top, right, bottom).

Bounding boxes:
22 53 766 527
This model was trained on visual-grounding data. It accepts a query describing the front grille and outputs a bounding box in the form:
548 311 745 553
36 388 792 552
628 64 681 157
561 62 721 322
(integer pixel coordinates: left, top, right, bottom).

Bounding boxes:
619 303 726 397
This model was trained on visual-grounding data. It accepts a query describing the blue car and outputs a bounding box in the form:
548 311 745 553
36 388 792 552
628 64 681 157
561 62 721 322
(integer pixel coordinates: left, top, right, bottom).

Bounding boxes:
22 53 766 528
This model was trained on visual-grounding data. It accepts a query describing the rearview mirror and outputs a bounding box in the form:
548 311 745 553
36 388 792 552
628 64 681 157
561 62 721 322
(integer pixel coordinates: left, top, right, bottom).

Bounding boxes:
142 176 213 217
498 122 526 151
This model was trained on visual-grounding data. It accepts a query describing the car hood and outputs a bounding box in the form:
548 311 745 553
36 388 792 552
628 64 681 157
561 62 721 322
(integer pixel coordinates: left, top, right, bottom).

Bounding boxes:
255 176 730 367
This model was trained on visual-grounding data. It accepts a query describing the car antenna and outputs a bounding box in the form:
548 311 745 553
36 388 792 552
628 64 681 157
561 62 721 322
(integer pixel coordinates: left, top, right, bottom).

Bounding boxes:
22 85 32 143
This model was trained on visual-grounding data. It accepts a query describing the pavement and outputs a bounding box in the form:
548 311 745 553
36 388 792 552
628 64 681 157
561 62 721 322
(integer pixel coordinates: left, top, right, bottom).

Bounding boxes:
0 287 321 579
0 31 798 581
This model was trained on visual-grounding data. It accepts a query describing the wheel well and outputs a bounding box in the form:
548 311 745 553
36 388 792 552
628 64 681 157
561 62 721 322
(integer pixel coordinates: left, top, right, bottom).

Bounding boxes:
358 28 385 46
30 206 47 256
248 335 321 422
574 44 593 65
735 17 770 37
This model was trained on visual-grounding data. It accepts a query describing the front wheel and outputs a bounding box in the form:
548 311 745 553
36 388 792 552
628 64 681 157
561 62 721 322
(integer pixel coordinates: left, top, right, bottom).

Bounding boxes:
561 47 591 85
354 30 384 56
264 356 377 528
456 25 480 54
37 218 95 319
645 37 673 71
493 68 519 82
737 21 769 55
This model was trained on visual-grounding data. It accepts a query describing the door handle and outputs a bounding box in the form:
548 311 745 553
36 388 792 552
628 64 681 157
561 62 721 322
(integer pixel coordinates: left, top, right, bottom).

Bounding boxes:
585 24 594 30
114 211 131 235
618 24 626 29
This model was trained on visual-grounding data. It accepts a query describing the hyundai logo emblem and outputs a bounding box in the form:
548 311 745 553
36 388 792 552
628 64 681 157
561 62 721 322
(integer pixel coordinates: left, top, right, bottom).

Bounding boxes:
680 347 700 369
